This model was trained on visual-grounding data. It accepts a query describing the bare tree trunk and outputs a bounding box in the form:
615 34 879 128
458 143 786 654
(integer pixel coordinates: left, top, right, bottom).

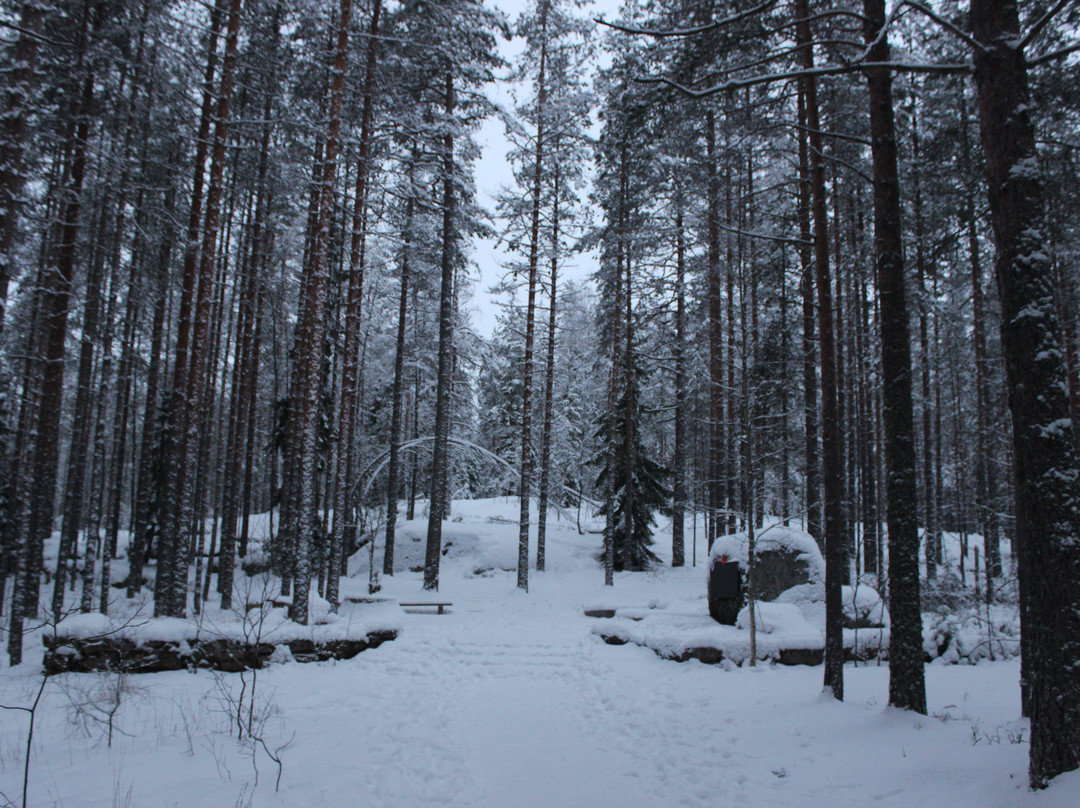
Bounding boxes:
536 160 561 572
671 183 686 567
705 110 723 549
621 143 636 569
832 168 849 574
797 86 820 544
780 254 791 527
971 0 1080 785
155 0 237 617
910 103 938 581
0 0 44 337
127 182 175 598
962 88 1001 581
602 228 623 588
858 266 878 576
218 172 265 606
795 0 845 700
284 0 353 622
862 0 924 713
424 71 457 592
516 5 549 592
81 245 122 614
46 0 103 615
5 268 44 663
385 158 416 577
25 3 98 628
329 0 381 608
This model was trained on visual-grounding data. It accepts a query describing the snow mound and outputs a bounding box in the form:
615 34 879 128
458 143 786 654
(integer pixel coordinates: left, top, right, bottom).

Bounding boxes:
776 583 889 628
736 602 815 636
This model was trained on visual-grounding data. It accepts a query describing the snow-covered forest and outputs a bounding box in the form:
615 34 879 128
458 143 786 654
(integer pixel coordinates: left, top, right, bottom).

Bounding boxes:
1 0 1079 805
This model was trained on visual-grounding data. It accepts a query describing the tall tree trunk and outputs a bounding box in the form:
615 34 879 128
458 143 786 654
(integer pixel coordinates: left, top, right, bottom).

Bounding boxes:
705 110 723 549
329 0 381 608
602 212 624 588
23 9 98 632
155 0 237 617
795 0 845 700
971 0 1080 786
537 159 561 572
284 0 353 622
127 182 175 598
238 275 267 560
832 169 849 574
218 178 263 607
962 88 1001 581
53 188 109 612
385 158 416 577
858 267 878 576
621 142 636 568
671 182 687 567
911 103 938 581
81 241 122 614
424 71 457 592
780 252 791 527
517 4 549 591
0 1 44 338
797 86 821 544
5 264 45 662
863 0 925 713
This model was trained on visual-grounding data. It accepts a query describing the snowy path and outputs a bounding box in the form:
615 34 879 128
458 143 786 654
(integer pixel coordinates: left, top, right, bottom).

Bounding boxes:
261 570 1060 808
1 567 1072 808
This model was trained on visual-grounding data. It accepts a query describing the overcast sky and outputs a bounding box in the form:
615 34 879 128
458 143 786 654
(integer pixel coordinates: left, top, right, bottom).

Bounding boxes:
470 0 624 338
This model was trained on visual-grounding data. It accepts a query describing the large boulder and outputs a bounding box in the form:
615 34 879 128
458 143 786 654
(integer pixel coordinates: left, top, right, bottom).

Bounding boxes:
708 526 824 624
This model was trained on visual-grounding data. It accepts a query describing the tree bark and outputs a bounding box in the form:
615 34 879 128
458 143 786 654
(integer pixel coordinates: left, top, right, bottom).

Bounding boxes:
517 4 549 593
797 86 821 545
0 1 44 338
863 0 925 713
971 0 1080 786
284 0 353 622
537 159 561 572
155 0 239 617
795 0 845 700
672 183 687 567
329 0 381 607
706 109 724 550
385 158 416 577
424 71 457 591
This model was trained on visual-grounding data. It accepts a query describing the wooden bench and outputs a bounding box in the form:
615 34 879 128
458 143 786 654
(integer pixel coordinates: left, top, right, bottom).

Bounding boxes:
399 602 452 615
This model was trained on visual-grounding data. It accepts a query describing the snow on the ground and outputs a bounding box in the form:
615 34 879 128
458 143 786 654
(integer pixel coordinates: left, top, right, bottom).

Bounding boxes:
1 498 1070 808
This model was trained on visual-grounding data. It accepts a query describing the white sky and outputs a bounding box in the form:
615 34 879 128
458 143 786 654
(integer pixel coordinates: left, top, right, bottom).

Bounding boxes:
470 0 624 337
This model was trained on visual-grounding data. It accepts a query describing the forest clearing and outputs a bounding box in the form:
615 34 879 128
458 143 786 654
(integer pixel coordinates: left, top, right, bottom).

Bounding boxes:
2 0 1080 803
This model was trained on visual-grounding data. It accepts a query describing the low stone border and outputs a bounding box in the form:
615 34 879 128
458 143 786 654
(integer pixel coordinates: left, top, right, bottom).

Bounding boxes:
43 630 398 675
597 633 878 667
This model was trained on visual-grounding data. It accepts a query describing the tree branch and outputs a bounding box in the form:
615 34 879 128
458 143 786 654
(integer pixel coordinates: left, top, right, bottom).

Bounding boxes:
640 60 971 97
901 1 987 53
1029 40 1080 67
1021 0 1075 50
594 1 779 39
